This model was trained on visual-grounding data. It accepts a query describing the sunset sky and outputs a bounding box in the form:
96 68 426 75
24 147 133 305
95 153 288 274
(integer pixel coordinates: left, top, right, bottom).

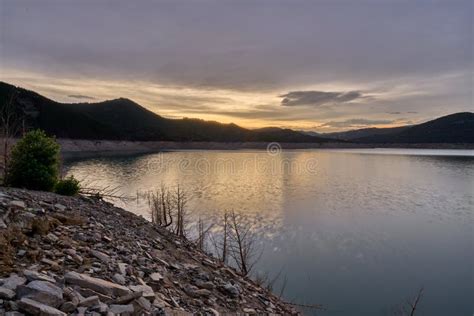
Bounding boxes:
0 0 472 132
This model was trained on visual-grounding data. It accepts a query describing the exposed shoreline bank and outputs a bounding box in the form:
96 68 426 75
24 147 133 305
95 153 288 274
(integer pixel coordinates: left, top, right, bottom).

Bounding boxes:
57 139 474 158
0 187 298 315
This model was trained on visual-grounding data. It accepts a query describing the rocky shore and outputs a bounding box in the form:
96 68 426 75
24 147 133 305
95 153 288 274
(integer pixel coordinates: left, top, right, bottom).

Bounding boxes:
0 187 297 315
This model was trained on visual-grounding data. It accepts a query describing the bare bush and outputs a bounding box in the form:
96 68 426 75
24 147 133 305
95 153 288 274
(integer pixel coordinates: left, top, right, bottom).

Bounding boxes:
228 210 262 276
1 90 22 179
147 185 173 228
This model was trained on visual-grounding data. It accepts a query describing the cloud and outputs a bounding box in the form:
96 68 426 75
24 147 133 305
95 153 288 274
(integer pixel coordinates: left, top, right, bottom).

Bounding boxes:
68 94 95 100
320 118 395 129
279 90 364 107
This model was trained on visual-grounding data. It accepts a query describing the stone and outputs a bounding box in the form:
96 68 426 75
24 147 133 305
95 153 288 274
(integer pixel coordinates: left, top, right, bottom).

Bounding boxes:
59 301 77 313
149 272 163 282
134 296 152 311
46 233 59 243
78 295 100 307
2 275 27 290
223 283 240 298
40 258 60 271
18 298 66 316
90 250 110 263
17 250 26 257
0 218 6 229
9 200 26 210
243 308 256 314
65 271 131 297
114 291 143 305
23 270 56 283
54 204 66 211
117 262 128 275
17 281 64 308
129 284 154 300
0 287 15 299
108 304 134 314
5 312 26 316
112 273 126 285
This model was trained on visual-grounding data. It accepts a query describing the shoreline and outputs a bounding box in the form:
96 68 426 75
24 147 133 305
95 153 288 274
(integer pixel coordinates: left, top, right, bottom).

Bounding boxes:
0 187 298 314
57 139 474 157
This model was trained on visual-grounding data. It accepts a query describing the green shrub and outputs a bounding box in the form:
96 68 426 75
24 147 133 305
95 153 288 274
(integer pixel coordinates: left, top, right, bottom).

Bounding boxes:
55 176 80 196
5 130 60 191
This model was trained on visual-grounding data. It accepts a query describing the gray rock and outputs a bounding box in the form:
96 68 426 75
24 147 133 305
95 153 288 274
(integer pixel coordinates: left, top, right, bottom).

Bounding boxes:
59 301 77 313
18 298 66 316
223 283 240 298
90 250 110 263
23 270 56 283
117 262 128 275
0 287 15 299
0 218 7 229
78 295 100 307
5 312 26 316
129 284 154 300
134 296 152 311
2 275 27 290
17 281 64 308
65 271 131 297
108 304 134 314
149 272 163 282
54 204 66 211
9 200 26 210
112 273 126 285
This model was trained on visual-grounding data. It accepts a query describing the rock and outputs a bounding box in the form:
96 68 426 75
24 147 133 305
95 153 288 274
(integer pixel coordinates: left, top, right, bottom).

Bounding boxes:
17 281 64 308
108 304 134 314
18 298 66 316
134 296 152 311
114 291 143 305
23 270 56 283
64 271 131 297
2 275 27 290
243 307 256 314
5 312 26 316
117 262 128 275
16 250 26 257
112 273 126 285
53 204 66 211
90 250 110 263
0 287 15 299
78 295 100 307
129 284 154 300
149 272 163 282
59 301 77 313
40 258 60 271
9 200 26 210
46 233 59 243
0 218 7 229
222 283 240 298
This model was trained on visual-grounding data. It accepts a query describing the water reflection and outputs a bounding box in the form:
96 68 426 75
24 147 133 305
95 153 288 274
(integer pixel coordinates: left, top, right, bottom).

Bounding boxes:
64 149 474 315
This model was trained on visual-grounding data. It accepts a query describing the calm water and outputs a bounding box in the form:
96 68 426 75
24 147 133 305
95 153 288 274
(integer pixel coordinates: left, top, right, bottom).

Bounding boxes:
64 149 474 315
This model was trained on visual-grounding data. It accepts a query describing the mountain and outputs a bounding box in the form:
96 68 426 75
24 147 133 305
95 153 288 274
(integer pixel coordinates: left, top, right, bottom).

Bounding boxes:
320 126 411 141
0 82 330 143
353 112 474 143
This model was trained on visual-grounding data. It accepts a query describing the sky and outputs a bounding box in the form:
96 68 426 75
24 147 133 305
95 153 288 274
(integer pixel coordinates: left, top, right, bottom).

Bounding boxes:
0 0 472 132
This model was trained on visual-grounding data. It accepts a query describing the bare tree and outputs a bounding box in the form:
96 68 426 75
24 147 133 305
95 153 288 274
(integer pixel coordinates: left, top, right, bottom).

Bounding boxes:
392 287 424 316
210 210 230 264
0 90 22 179
173 185 189 238
147 185 173 228
196 217 213 251
228 210 262 276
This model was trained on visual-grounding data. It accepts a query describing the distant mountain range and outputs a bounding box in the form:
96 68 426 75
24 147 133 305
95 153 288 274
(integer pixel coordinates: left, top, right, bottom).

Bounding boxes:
305 112 474 143
1 81 473 144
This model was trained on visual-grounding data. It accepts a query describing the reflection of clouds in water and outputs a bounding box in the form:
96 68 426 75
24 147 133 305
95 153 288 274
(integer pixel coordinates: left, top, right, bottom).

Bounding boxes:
64 150 474 315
